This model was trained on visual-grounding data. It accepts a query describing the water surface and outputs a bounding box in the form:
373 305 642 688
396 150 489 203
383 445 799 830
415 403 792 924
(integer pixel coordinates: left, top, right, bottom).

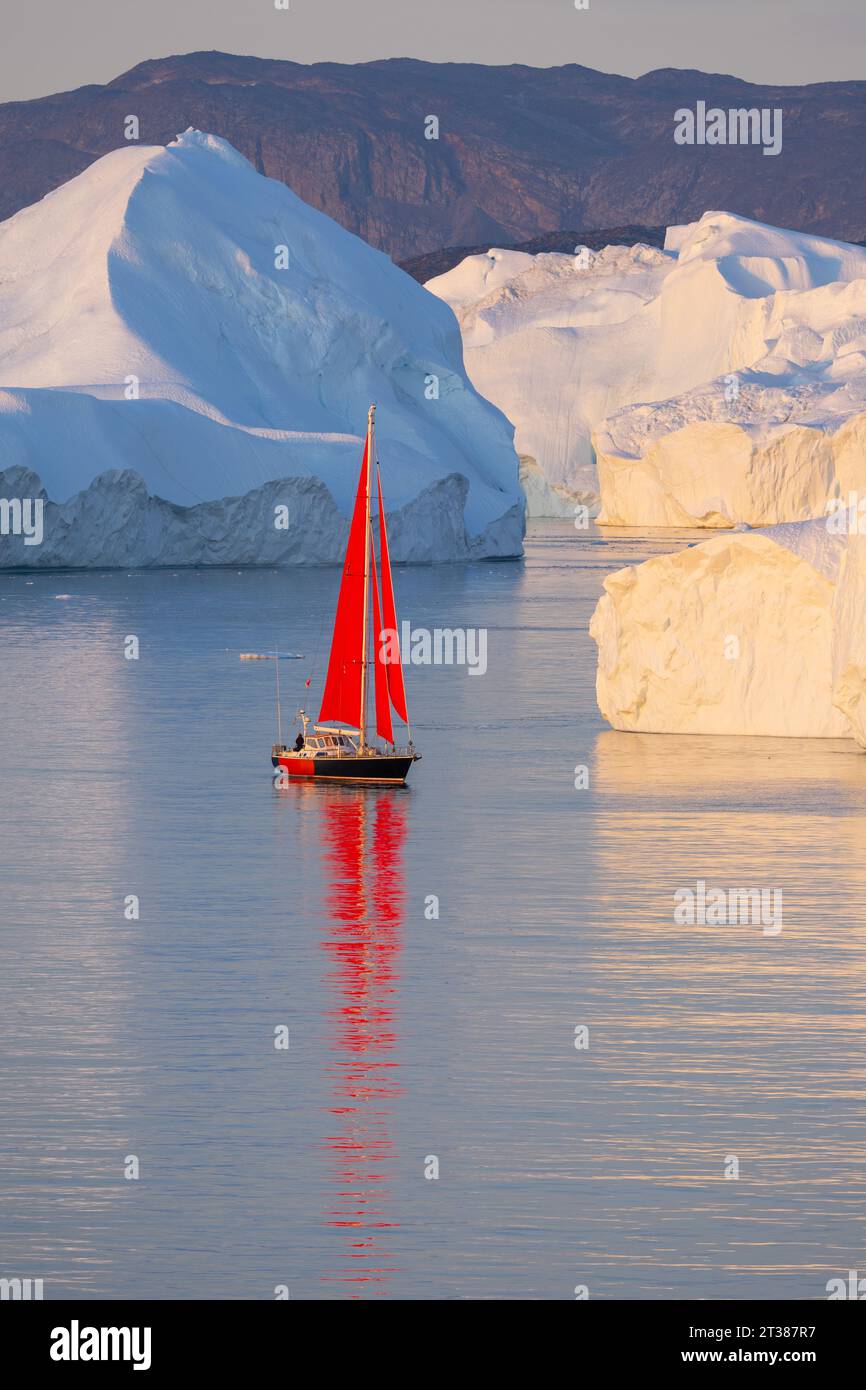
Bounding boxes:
1 523 864 1299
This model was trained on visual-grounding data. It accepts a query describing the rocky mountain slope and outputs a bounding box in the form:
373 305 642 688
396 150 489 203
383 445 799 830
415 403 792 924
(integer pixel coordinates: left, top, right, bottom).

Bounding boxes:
0 52 863 260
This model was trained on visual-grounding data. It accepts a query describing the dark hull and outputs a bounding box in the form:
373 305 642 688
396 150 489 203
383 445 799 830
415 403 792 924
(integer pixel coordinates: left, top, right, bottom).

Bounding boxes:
272 752 418 784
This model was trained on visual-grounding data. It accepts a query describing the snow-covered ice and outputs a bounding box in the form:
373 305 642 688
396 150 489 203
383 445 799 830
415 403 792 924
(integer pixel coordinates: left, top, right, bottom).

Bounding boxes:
590 514 866 743
427 242 670 516
0 131 524 568
428 214 866 525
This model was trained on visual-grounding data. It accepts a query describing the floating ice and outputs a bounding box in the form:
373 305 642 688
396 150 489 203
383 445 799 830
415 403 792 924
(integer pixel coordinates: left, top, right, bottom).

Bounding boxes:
0 131 523 567
590 516 866 743
429 213 866 525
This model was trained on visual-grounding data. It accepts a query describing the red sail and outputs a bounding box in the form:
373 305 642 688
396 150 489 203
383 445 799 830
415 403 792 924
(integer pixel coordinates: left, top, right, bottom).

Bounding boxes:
370 540 395 744
319 441 369 729
376 465 409 723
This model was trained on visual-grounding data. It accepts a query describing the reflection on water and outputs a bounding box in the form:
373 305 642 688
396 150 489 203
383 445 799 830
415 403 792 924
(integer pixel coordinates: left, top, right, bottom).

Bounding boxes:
579 729 866 1297
315 787 406 1293
1 529 866 1299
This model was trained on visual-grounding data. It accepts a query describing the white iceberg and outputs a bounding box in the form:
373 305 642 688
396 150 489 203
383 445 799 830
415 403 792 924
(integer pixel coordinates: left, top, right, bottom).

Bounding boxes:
427 242 670 515
0 131 523 567
427 213 866 524
590 513 866 744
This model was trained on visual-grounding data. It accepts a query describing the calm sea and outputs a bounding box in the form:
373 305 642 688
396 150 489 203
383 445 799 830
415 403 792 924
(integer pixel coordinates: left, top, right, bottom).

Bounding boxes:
1 522 864 1299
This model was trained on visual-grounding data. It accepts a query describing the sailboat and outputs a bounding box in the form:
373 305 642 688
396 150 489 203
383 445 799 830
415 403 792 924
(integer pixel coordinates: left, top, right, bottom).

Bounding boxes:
272 404 421 785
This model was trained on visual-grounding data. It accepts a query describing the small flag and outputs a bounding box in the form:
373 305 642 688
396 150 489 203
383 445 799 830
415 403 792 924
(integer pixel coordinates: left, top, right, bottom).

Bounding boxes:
305 678 311 687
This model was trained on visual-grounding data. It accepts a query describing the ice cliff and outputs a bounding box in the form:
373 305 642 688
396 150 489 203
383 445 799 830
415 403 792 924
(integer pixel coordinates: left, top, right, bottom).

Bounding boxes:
590 514 866 744
427 242 670 516
0 131 524 568
427 214 866 525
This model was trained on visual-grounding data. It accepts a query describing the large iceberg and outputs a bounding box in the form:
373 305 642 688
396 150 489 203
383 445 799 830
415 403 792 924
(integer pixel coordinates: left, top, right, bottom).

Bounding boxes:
427 213 866 524
426 242 671 516
0 131 523 568
589 515 866 744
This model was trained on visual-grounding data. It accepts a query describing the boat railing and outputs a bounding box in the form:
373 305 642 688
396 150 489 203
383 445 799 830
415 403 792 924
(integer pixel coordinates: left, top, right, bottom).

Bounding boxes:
274 741 417 759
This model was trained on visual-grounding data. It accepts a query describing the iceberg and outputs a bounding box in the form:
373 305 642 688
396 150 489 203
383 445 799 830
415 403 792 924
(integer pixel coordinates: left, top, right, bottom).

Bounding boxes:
0 131 523 568
427 242 670 516
427 213 866 525
589 514 866 744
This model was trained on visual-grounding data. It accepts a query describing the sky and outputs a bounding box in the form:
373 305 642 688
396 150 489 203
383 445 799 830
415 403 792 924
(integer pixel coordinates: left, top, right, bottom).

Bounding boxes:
2 0 865 103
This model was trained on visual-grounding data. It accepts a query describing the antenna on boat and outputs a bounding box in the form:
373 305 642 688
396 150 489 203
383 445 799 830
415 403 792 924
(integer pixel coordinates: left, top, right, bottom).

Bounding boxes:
274 644 282 747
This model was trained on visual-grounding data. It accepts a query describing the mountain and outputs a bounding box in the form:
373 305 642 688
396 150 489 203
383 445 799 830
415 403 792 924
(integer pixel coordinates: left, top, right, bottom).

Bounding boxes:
427 213 866 524
0 53 863 260
0 132 523 569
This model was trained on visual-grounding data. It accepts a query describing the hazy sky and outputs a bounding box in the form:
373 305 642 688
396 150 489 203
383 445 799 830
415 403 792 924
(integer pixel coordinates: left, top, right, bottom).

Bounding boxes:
3 0 865 102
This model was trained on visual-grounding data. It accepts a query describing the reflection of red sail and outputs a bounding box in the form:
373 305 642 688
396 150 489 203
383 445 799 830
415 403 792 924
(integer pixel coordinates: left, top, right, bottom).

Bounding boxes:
376 466 408 724
321 791 406 1293
318 441 369 729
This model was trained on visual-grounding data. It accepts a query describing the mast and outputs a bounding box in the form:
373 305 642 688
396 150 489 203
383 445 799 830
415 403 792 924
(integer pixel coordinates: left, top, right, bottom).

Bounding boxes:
274 645 282 746
358 403 375 751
